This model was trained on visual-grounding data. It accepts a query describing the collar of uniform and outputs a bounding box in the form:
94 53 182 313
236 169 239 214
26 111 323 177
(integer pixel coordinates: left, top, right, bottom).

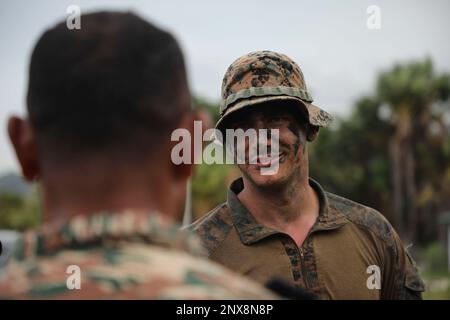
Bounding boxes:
12 210 206 261
227 177 348 245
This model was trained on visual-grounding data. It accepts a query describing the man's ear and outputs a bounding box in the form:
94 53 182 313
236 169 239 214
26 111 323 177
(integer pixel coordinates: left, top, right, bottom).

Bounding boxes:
169 111 195 182
170 110 210 181
7 116 40 182
307 125 319 142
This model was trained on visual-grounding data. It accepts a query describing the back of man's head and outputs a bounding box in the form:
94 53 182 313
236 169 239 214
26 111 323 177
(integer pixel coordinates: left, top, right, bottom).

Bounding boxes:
27 11 189 164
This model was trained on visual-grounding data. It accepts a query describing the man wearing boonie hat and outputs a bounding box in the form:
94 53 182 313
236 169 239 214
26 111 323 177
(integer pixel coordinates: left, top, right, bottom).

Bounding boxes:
188 51 424 299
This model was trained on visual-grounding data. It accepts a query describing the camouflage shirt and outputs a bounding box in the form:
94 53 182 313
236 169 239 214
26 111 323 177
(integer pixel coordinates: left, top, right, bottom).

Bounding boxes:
188 178 426 300
0 210 277 299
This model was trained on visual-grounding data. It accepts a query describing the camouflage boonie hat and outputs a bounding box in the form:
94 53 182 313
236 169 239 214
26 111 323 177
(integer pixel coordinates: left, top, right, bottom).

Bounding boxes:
217 50 333 132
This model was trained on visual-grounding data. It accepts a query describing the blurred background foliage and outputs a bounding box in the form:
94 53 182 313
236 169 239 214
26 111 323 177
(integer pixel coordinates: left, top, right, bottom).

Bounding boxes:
0 190 40 231
1 58 449 298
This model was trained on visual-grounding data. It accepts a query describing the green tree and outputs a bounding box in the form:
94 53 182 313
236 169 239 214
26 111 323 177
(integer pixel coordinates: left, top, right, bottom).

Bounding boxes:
0 190 41 230
311 59 450 244
377 59 450 241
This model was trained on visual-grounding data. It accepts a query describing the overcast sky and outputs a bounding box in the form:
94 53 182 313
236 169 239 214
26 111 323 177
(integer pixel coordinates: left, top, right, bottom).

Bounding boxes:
0 0 449 174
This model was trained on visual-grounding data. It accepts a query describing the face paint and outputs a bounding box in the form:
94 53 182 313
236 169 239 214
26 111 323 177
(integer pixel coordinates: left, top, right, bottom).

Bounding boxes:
288 122 305 155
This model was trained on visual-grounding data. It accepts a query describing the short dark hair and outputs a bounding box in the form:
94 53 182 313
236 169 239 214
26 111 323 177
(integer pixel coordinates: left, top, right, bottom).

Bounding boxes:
27 11 189 159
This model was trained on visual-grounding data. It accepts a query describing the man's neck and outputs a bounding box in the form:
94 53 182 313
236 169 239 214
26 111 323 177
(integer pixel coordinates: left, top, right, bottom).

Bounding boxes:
40 166 176 224
237 175 320 246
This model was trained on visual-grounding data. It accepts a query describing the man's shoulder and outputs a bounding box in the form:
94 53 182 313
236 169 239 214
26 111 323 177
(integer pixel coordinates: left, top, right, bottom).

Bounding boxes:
326 192 395 244
0 241 274 299
185 202 234 256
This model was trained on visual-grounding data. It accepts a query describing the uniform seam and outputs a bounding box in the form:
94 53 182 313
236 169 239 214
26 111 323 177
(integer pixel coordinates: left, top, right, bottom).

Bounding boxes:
186 202 228 230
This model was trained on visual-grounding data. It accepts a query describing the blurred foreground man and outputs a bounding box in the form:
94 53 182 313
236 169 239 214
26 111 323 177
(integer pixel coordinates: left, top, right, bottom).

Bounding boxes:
189 51 425 299
0 13 276 299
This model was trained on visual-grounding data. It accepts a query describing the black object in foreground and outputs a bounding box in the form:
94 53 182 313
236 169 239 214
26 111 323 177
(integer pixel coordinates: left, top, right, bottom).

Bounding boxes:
266 277 318 300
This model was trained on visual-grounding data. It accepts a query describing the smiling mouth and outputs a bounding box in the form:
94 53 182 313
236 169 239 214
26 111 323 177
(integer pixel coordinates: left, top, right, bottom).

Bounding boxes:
251 152 286 168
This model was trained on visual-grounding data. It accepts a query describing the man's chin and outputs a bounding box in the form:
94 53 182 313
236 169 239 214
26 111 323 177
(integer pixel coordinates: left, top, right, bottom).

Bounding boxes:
244 168 288 189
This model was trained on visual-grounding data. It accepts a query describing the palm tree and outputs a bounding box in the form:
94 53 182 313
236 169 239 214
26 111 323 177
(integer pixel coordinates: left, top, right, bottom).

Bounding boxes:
376 59 450 241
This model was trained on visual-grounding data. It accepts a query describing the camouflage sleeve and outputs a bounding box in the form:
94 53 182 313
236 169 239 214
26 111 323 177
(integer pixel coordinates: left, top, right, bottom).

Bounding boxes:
382 228 425 300
402 249 426 300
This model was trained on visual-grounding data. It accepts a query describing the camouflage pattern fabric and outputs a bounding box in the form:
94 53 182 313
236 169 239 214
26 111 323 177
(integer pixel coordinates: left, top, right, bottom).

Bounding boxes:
0 210 277 299
216 51 333 133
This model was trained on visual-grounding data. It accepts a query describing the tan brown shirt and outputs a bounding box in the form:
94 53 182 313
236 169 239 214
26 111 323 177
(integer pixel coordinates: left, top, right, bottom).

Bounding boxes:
188 178 425 300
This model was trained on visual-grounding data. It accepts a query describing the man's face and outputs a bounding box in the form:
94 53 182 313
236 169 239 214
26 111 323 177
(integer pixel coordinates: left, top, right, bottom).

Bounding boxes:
228 102 309 189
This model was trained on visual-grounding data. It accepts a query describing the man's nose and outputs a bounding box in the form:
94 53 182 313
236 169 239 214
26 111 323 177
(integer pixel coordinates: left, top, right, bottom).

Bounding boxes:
250 119 273 148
